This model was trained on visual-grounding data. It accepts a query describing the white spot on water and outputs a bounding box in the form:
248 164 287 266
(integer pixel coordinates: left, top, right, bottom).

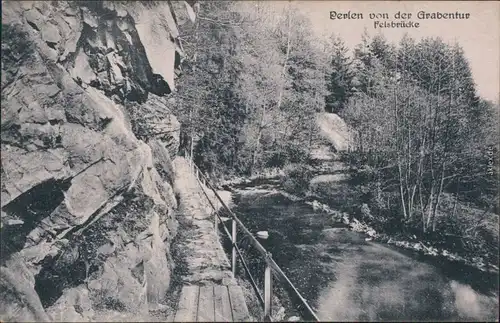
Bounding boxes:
450 280 498 320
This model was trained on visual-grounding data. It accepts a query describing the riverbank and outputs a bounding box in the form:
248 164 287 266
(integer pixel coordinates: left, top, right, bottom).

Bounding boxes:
229 185 499 321
223 172 499 276
219 168 285 188
304 198 499 274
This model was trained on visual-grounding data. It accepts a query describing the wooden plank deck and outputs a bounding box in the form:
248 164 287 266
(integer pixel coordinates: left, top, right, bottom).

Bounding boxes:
174 285 252 322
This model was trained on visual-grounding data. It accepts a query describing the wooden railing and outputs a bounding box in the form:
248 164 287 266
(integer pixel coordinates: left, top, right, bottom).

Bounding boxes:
184 151 320 322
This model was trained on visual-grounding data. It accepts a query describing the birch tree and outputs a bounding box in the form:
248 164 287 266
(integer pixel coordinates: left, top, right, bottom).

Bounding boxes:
342 35 495 236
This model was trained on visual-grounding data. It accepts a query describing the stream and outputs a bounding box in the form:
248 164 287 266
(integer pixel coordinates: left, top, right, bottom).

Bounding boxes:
222 178 499 322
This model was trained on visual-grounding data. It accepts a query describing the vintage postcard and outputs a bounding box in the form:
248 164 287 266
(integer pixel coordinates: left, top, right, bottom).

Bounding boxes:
1 1 498 322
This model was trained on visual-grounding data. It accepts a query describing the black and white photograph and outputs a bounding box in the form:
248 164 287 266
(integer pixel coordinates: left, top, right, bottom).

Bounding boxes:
1 1 499 322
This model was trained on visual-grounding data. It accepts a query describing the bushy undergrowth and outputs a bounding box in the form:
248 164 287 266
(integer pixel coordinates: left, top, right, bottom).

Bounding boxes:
280 164 314 195
343 159 499 266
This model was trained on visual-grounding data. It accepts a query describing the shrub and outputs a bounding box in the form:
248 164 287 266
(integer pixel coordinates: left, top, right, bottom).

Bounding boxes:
360 203 373 221
265 144 311 169
281 163 314 195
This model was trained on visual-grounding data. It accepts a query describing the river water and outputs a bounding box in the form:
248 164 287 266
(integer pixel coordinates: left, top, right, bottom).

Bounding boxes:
223 180 499 322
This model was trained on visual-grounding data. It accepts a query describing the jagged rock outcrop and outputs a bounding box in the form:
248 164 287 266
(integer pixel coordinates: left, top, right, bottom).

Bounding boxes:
127 94 181 157
1 1 196 321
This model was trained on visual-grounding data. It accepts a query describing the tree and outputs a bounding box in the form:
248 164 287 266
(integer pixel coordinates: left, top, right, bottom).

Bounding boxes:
175 1 247 175
174 1 327 176
342 35 496 237
324 35 354 113
370 34 396 71
352 30 392 98
230 3 326 174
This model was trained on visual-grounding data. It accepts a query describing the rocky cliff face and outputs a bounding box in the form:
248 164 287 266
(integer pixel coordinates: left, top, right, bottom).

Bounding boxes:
1 1 195 321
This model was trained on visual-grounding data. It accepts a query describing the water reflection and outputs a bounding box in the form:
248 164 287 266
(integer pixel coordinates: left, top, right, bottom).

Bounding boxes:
230 187 499 322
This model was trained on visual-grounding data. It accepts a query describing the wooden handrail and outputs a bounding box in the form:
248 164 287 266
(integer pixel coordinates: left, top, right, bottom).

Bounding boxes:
190 159 268 314
185 152 320 322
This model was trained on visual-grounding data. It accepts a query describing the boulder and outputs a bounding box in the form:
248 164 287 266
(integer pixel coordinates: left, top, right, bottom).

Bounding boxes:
41 23 61 45
315 112 353 152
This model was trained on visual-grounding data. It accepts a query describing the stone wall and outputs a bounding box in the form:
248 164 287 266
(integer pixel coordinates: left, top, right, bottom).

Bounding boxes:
0 1 196 321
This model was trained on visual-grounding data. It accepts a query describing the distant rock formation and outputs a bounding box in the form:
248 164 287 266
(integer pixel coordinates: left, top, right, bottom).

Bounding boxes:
315 112 353 152
1 1 196 321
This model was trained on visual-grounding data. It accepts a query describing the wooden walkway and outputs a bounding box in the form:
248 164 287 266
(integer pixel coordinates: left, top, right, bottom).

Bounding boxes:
171 157 252 322
171 155 320 322
173 285 252 322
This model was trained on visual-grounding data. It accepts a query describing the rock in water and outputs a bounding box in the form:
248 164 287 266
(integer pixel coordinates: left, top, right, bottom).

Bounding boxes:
257 231 269 239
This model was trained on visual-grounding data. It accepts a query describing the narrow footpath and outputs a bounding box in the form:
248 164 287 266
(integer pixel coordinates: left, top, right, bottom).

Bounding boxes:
170 157 252 322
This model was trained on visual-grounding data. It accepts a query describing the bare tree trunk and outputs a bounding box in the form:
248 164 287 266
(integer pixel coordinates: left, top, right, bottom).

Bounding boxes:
406 121 412 219
251 106 266 175
359 130 364 153
452 180 459 218
190 14 201 162
398 161 408 219
431 162 446 232
251 7 292 174
431 49 457 232
308 120 314 151
426 184 435 230
419 183 426 233
411 135 425 223
425 72 443 231
402 67 415 220
394 80 408 220
276 9 292 111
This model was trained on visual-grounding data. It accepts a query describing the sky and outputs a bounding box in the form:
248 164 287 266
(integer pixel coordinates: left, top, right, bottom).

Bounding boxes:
277 1 499 103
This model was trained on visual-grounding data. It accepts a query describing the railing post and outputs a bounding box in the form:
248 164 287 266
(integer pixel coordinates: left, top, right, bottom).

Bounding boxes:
214 211 218 234
264 253 273 321
231 219 237 277
185 148 191 168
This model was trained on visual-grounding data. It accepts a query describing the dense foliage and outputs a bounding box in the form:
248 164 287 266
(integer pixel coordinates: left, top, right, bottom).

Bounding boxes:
336 33 499 263
174 2 327 177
